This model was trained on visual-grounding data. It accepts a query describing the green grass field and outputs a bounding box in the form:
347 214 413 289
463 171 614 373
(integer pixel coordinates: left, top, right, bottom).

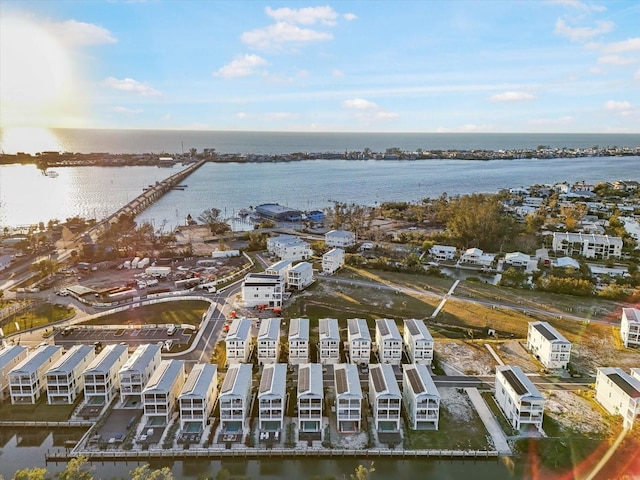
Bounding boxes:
0 303 74 337
81 300 209 326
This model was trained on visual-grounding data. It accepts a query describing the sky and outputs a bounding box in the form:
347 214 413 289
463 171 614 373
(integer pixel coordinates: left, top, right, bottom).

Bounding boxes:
0 0 638 133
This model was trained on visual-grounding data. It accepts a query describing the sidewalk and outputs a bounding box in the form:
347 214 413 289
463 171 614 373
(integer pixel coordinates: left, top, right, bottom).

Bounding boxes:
465 387 512 455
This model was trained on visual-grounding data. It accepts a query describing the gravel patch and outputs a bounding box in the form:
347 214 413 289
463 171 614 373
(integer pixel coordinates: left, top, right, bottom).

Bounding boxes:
436 341 496 375
544 390 608 436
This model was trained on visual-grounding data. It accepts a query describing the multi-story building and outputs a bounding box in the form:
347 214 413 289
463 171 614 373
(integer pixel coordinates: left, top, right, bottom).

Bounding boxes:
429 245 456 261
319 317 340 364
595 367 640 429
288 317 310 365
403 319 434 365
179 363 218 432
257 317 281 365
8 345 62 404
225 317 253 365
621 308 640 349
287 262 314 290
334 363 362 433
219 363 253 434
297 363 323 436
0 345 28 401
375 318 402 365
403 363 440 430
45 344 95 404
526 321 572 369
258 363 287 432
265 259 293 277
322 248 345 274
83 343 128 406
142 359 186 426
551 232 623 259
267 235 312 261
325 230 356 248
119 343 162 405
347 318 371 365
369 363 402 432
495 365 546 432
241 273 284 308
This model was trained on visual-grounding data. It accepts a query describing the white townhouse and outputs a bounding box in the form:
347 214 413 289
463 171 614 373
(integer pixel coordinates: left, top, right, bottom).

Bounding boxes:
265 259 293 277
83 343 128 406
225 317 253 365
325 230 356 248
319 317 341 364
241 273 284 308
119 343 162 405
46 344 95 404
621 308 640 349
495 365 546 432
322 248 345 274
551 232 623 259
8 345 62 404
297 363 324 435
429 245 457 261
369 363 402 432
179 363 218 432
375 318 402 365
334 363 363 433
142 359 185 426
288 317 310 365
219 363 253 434
526 322 572 369
347 318 371 365
403 363 440 430
257 317 281 365
459 247 495 266
595 367 640 429
0 345 28 401
267 235 312 261
403 319 434 365
504 252 531 268
287 262 314 290
258 363 287 432
632 368 640 382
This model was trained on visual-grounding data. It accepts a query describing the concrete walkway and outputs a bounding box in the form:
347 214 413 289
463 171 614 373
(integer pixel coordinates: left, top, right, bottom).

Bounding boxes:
484 344 505 366
431 279 460 318
465 387 512 455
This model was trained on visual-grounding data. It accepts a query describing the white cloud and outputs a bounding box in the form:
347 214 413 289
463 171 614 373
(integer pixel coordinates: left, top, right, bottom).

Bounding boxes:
530 116 574 125
489 91 536 102
235 112 248 119
554 18 613 42
635 69 640 80
214 54 268 79
343 13 358 21
375 111 399 119
598 55 637 66
49 19 117 46
263 112 300 121
589 66 604 74
604 100 631 111
551 0 606 12
161 113 171 121
103 77 161 96
343 98 378 110
108 106 143 115
265 6 339 26
436 124 493 133
600 37 640 54
242 22 333 50
332 69 345 77
297 70 311 78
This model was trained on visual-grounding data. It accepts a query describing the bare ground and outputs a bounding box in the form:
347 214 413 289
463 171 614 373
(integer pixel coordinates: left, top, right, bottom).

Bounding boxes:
543 390 610 436
435 340 497 375
494 340 540 373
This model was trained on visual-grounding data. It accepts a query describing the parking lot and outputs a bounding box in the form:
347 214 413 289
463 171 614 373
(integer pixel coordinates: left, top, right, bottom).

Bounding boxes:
54 326 194 352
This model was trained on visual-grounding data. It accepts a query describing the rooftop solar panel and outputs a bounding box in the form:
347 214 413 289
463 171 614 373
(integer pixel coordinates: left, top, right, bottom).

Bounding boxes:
221 366 238 394
377 319 389 336
335 367 348 395
502 368 528 396
319 319 328 336
260 365 274 394
533 322 557 342
299 365 310 393
182 363 202 394
290 319 300 337
406 366 426 394
406 319 420 336
371 365 386 394
608 373 640 398
348 319 359 336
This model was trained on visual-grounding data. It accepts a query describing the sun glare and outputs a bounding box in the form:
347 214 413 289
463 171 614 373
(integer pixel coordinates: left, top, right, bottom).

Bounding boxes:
0 127 63 154
0 17 78 127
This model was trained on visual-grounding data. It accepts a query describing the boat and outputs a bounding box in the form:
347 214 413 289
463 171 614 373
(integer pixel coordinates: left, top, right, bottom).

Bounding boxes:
238 208 250 217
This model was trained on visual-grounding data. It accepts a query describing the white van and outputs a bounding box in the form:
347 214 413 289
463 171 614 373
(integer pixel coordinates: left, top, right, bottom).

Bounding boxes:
167 325 177 336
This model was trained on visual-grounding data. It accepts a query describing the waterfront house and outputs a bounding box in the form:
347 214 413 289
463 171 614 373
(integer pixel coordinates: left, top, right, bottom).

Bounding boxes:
119 343 162 406
322 248 345 274
83 343 128 407
347 318 371 365
219 363 253 434
225 317 253 365
297 363 324 436
8 345 62 404
325 230 356 248
0 345 28 401
495 365 546 432
504 252 531 268
334 363 363 433
288 317 310 365
287 262 314 290
460 248 495 266
319 317 340 364
267 235 312 261
179 363 217 432
526 322 572 369
375 318 402 365
257 317 281 365
142 359 186 426
595 367 640 429
369 363 402 432
258 363 287 433
241 273 284 308
256 204 302 222
265 259 293 277
551 232 623 259
429 245 457 261
45 344 95 404
621 308 640 349
403 363 440 430
403 319 434 365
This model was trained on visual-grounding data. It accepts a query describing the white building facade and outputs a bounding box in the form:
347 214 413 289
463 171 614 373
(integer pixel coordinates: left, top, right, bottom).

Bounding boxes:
119 343 162 405
322 248 345 274
0 345 28 401
375 318 402 365
46 344 95 404
225 317 253 365
241 273 284 308
429 245 456 261
179 363 218 432
219 363 253 434
403 363 440 430
551 232 623 259
334 363 362 433
287 262 314 290
369 363 402 432
83 343 129 406
526 322 572 369
403 319 434 365
8 345 62 404
621 308 640 349
297 363 324 435
495 365 546 432
319 317 340 364
288 317 309 365
142 359 186 426
257 317 281 365
258 363 287 432
347 318 371 365
595 367 640 429
325 230 356 248
267 235 312 261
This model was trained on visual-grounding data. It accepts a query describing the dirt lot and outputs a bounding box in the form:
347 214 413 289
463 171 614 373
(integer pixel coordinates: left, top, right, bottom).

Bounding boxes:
493 340 541 373
435 340 497 375
543 390 610 436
